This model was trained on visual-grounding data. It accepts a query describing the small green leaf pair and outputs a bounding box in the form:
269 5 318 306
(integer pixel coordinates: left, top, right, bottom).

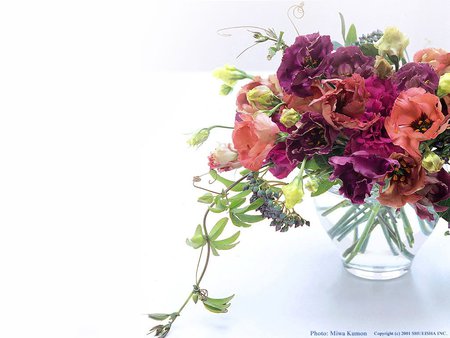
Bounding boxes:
148 312 178 321
338 12 357 46
209 217 241 256
202 295 235 314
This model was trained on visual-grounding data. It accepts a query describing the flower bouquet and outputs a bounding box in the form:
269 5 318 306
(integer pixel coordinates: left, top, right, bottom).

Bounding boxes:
148 12 450 337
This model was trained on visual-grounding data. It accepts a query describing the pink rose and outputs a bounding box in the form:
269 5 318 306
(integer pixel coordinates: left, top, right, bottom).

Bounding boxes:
232 112 280 171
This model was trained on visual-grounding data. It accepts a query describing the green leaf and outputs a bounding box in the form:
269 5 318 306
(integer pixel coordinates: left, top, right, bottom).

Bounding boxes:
203 302 227 313
232 197 264 214
198 193 214 204
239 168 251 175
359 43 379 57
186 224 206 249
339 12 346 43
209 170 245 192
148 313 170 321
229 189 251 202
437 198 450 223
212 231 240 250
209 217 228 241
311 178 337 197
211 245 220 256
229 211 252 227
345 24 357 46
234 213 264 223
206 294 235 306
228 198 246 210
332 41 343 50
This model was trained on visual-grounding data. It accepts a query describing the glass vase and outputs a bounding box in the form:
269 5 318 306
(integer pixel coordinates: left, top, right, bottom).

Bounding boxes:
314 188 439 280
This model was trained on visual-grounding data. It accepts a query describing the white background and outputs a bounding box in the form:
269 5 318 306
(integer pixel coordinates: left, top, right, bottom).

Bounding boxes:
0 1 449 338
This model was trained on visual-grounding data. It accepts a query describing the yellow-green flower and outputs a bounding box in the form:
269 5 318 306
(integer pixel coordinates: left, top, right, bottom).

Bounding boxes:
246 85 280 110
374 55 393 79
422 149 444 173
305 178 319 193
280 108 300 128
282 175 304 209
187 128 210 147
437 73 450 97
374 27 409 59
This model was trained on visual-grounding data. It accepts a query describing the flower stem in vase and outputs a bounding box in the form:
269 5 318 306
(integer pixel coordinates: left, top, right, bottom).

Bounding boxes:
336 211 370 241
399 208 415 248
328 205 364 238
344 203 381 264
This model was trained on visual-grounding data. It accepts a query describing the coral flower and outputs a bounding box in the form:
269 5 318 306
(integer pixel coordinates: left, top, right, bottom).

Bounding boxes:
313 74 378 130
384 87 449 160
378 153 426 208
414 48 450 76
232 112 280 171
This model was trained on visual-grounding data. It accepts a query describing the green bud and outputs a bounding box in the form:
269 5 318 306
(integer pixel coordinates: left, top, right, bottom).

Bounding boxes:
246 85 280 110
305 178 319 193
220 84 233 96
282 175 304 209
187 128 210 147
437 73 450 97
212 64 249 87
422 149 444 173
280 108 300 128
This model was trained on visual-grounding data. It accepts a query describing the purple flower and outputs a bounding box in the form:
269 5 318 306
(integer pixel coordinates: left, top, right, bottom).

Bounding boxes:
266 143 297 179
364 76 397 116
344 118 403 158
324 46 375 79
277 33 333 97
329 151 397 204
286 111 339 163
392 62 439 93
414 169 450 221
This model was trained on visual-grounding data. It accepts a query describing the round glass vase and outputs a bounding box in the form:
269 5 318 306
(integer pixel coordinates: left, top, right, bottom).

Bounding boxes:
314 188 439 280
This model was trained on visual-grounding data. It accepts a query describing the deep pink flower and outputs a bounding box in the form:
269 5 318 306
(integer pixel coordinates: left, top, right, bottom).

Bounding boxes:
329 151 398 204
266 143 297 179
277 33 333 97
364 76 397 116
324 46 375 79
392 62 439 94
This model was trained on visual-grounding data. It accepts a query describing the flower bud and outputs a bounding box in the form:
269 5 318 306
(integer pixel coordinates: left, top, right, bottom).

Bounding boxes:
246 85 280 110
187 128 210 147
305 178 319 193
422 149 444 173
374 56 393 79
280 108 300 128
208 143 241 172
213 65 249 87
374 27 409 59
282 176 304 209
437 73 450 97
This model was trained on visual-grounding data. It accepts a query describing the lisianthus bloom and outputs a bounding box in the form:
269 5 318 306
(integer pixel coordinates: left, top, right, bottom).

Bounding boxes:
392 62 439 93
282 174 305 209
279 108 300 128
313 74 378 130
232 112 280 171
414 48 450 76
345 119 402 158
378 153 426 208
286 111 339 163
324 46 374 79
208 143 241 172
413 169 450 221
246 85 282 110
365 76 397 116
236 75 281 114
384 87 449 160
374 27 409 59
282 82 324 115
329 151 397 204
277 33 333 97
266 142 297 179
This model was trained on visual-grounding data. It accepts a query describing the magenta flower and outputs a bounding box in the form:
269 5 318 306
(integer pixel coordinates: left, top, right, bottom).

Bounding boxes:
329 151 398 204
266 143 297 179
324 46 375 79
277 33 333 97
364 76 397 116
392 62 439 93
286 112 339 163
345 118 403 158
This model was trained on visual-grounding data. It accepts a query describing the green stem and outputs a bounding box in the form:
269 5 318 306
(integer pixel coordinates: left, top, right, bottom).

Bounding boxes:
345 204 380 264
337 212 370 242
400 208 414 248
322 200 351 217
209 125 234 130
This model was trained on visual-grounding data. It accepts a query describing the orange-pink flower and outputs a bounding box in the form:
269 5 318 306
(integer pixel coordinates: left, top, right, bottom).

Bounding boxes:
384 87 449 160
232 112 280 171
378 153 426 208
414 48 450 76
